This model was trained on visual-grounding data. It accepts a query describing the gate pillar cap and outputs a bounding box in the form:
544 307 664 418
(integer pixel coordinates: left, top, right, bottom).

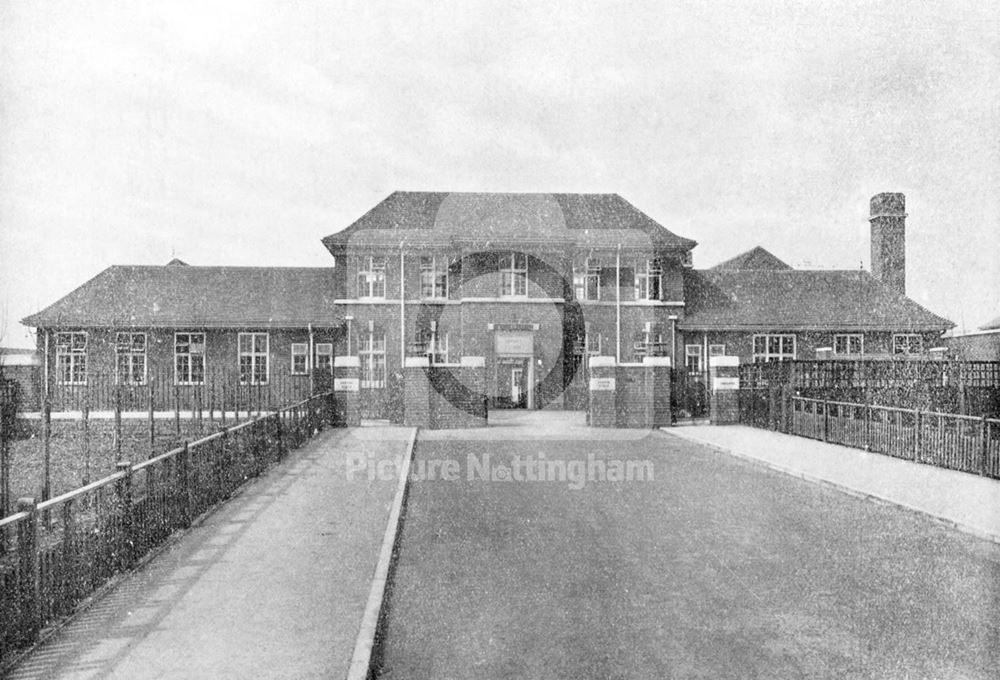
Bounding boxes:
709 356 740 368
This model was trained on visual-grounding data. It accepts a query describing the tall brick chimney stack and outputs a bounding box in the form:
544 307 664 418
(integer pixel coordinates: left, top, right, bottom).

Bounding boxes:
869 192 906 296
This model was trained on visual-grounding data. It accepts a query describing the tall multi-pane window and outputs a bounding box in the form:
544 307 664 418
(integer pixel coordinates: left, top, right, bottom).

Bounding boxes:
55 331 87 385
753 334 796 362
115 332 147 385
358 256 387 299
359 329 386 388
685 344 703 372
291 343 309 375
238 332 269 384
635 259 663 300
175 332 206 384
574 259 601 301
834 334 864 355
315 343 333 373
892 334 923 355
500 253 527 298
420 256 448 299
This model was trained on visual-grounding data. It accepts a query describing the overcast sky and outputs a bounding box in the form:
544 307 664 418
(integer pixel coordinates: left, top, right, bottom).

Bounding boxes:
1 0 997 347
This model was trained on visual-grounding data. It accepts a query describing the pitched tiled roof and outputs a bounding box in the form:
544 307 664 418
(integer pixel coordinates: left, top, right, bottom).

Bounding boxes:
980 315 1000 331
681 269 953 331
712 246 792 271
322 192 697 251
22 266 340 329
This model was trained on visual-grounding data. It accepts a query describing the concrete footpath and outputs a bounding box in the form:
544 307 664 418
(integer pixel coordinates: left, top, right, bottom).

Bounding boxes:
9 425 414 680
664 424 1000 543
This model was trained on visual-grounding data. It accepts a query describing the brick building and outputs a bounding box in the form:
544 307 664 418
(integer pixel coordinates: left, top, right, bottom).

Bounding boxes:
21 191 953 417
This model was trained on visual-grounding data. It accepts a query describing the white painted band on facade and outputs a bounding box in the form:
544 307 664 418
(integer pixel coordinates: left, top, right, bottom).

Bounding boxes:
334 378 360 392
642 356 672 367
709 356 740 368
335 356 360 367
460 356 485 367
589 377 616 391
588 356 617 368
404 356 429 368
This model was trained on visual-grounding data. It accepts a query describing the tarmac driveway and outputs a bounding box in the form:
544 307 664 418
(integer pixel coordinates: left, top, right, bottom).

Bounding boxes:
377 419 1000 679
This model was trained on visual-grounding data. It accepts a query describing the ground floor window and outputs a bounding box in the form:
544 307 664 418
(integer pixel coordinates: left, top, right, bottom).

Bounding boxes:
709 344 726 357
175 332 206 384
55 331 87 385
892 334 923 355
115 332 147 384
834 334 864 355
291 343 309 375
753 334 796 362
239 332 269 384
315 343 333 373
360 329 386 388
685 344 703 372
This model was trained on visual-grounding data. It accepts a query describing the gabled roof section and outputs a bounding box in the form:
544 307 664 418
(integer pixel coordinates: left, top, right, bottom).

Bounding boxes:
682 268 953 332
322 192 697 251
22 265 340 329
711 246 792 271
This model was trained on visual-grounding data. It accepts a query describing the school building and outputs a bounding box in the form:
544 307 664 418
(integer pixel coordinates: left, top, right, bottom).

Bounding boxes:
21 191 953 419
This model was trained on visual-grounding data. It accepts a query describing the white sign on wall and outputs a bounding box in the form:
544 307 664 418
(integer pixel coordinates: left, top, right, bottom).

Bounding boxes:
495 332 534 356
589 377 616 391
334 378 360 392
712 377 740 391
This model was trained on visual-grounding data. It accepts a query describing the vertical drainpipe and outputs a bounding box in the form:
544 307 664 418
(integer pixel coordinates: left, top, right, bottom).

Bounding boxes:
43 328 50 400
400 245 405 369
616 244 621 363
703 332 709 376
308 323 314 395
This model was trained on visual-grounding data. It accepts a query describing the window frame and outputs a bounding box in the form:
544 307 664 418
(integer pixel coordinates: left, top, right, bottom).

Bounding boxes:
499 252 528 298
419 255 449 299
752 334 797 362
574 258 601 301
291 342 309 375
238 332 270 385
709 344 726 357
892 333 923 355
174 332 207 385
685 344 703 372
357 255 387 299
115 331 147 385
55 331 88 385
315 342 333 374
634 258 663 301
833 333 864 356
359 328 387 388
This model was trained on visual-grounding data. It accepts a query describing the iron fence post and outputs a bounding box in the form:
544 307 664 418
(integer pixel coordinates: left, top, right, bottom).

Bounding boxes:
179 442 192 526
114 461 134 572
16 497 41 645
913 409 922 462
980 415 989 476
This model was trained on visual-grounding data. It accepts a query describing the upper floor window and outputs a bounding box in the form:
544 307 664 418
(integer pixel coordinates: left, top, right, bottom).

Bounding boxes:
709 344 726 357
238 332 269 384
358 256 386 299
55 331 87 385
574 259 601 301
175 332 206 385
753 334 796 362
291 343 309 375
584 322 602 355
635 258 663 301
834 334 864 355
420 256 449 299
116 332 147 385
500 253 527 298
315 343 333 374
892 334 923 355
